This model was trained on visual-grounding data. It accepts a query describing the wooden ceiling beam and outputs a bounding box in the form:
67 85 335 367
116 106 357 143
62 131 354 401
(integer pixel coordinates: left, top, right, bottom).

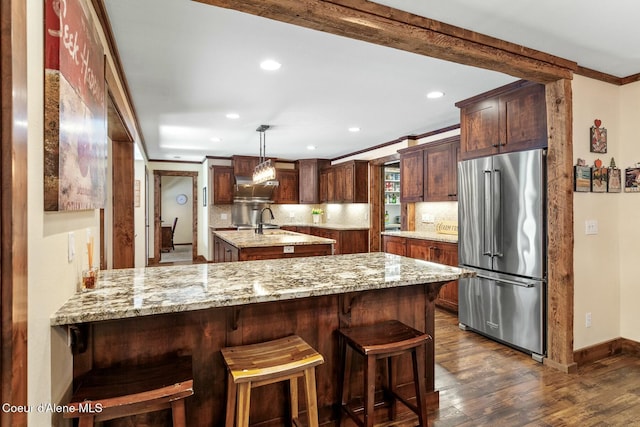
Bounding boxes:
193 0 575 83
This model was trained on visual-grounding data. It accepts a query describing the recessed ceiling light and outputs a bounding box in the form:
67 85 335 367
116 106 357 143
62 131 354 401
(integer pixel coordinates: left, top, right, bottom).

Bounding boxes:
348 127 360 133
226 113 240 119
260 59 281 71
307 145 316 150
426 91 445 99
210 137 221 142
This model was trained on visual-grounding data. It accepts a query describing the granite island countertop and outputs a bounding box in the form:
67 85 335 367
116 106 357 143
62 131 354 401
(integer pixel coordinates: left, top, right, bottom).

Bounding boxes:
213 229 335 248
51 253 474 326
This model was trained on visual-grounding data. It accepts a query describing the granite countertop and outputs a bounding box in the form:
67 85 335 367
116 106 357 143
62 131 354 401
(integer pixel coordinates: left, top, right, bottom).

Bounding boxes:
213 229 335 248
381 230 458 244
50 253 474 326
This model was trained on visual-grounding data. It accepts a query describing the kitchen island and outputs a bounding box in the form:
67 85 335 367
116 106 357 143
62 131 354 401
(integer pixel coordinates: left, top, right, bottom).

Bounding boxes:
52 253 473 426
212 229 335 262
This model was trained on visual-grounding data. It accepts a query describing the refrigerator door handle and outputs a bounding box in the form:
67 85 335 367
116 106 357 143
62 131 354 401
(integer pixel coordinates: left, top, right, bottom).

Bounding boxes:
493 168 503 258
477 273 535 288
483 170 492 257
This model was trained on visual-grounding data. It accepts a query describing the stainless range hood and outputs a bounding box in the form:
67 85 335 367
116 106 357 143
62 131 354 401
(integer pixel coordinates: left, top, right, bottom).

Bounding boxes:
233 176 279 202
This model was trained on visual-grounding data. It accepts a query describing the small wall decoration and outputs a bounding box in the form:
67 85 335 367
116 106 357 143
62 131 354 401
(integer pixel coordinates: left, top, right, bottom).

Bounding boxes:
203 187 207 206
574 159 591 192
625 166 640 192
591 159 607 193
608 158 621 193
590 119 607 153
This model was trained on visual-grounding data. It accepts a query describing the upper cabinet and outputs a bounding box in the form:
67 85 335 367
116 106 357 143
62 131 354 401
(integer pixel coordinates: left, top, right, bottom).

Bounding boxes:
398 136 460 203
272 168 299 204
320 160 368 204
455 80 547 160
211 166 234 205
232 155 259 176
298 159 330 204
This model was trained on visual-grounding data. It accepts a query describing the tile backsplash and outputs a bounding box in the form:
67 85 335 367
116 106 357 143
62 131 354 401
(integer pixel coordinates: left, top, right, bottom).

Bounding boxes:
414 202 458 232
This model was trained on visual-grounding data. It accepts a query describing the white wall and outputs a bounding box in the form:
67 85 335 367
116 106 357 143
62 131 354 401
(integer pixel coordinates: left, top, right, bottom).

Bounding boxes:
161 176 193 244
618 80 640 341
572 75 624 349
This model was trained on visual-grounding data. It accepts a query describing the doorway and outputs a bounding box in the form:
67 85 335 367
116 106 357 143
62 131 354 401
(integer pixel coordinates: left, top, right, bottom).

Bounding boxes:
159 175 194 263
153 170 198 264
383 162 401 231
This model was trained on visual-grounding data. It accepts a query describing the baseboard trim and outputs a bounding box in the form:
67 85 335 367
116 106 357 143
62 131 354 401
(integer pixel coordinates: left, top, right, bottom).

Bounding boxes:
574 337 640 366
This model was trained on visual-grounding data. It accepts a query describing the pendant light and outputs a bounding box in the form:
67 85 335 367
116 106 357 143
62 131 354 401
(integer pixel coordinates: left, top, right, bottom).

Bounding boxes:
253 124 276 184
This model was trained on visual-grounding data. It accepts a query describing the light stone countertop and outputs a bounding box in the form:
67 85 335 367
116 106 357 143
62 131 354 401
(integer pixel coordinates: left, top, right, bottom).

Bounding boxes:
213 229 336 248
381 230 458 244
50 253 474 326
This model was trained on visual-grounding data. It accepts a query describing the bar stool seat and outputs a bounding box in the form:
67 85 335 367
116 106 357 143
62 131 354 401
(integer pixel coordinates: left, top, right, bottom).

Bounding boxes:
221 335 324 427
337 320 431 427
63 356 193 427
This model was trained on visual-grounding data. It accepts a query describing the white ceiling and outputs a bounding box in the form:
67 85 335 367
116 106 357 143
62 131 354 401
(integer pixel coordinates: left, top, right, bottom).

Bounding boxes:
104 0 640 162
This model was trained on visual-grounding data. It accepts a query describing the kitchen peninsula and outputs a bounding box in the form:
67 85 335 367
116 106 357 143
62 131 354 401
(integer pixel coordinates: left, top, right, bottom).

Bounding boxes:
212 229 335 262
52 253 473 426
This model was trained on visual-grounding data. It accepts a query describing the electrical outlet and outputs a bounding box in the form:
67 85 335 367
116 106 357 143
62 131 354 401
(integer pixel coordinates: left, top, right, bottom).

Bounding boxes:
283 246 295 254
421 213 435 223
220 213 228 220
585 220 598 235
585 312 592 328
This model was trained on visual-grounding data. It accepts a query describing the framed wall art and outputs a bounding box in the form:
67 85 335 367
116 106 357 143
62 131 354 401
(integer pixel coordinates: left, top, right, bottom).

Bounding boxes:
625 167 640 192
591 167 608 192
608 168 622 193
590 119 607 153
574 165 592 192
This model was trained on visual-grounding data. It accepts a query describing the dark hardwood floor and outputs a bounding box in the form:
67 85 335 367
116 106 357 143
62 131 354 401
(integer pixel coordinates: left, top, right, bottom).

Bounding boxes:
432 309 640 426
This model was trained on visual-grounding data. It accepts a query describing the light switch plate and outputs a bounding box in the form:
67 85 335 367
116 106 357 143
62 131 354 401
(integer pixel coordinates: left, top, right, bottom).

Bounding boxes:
421 213 435 223
585 220 598 235
220 213 228 220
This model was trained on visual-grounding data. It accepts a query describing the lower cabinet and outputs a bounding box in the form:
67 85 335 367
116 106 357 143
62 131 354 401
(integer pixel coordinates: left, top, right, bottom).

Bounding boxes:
383 235 458 312
213 236 239 262
213 235 332 262
281 226 369 255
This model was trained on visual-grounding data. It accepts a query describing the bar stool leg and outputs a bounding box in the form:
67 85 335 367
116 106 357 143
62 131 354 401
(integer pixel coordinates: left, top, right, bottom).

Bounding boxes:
364 355 376 427
412 346 429 427
236 382 252 427
303 367 320 427
171 399 187 427
387 356 397 422
290 377 299 423
225 373 237 427
338 336 350 420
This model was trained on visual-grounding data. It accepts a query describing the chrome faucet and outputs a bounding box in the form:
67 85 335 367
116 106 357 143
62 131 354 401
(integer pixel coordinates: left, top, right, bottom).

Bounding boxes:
256 207 275 234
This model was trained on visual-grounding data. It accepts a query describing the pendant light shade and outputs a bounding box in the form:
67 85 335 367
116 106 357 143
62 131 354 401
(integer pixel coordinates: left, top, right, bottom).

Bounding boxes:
253 125 276 184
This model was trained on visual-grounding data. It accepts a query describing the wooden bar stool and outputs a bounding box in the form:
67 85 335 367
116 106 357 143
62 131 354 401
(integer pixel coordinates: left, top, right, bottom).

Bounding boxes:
337 320 431 427
63 356 193 427
221 335 324 427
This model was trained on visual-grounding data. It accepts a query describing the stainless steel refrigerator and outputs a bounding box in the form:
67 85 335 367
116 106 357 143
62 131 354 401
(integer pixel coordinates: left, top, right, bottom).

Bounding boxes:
457 148 546 360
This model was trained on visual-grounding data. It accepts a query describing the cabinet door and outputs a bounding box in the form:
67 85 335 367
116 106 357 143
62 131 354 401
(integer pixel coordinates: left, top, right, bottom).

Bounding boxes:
383 236 406 256
459 98 500 160
499 83 547 152
319 169 328 203
232 156 260 177
400 150 424 202
273 169 299 204
424 143 456 202
298 159 329 204
340 230 368 254
326 168 336 202
342 163 354 202
212 166 234 204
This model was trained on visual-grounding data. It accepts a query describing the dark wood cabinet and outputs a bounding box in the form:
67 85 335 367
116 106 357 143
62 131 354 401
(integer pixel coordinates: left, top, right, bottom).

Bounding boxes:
424 139 459 201
456 80 547 160
213 235 239 262
232 155 259 177
308 227 368 255
383 235 458 312
399 149 424 202
211 166 234 204
399 136 459 203
382 235 406 256
298 159 330 204
272 169 299 204
320 160 368 203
